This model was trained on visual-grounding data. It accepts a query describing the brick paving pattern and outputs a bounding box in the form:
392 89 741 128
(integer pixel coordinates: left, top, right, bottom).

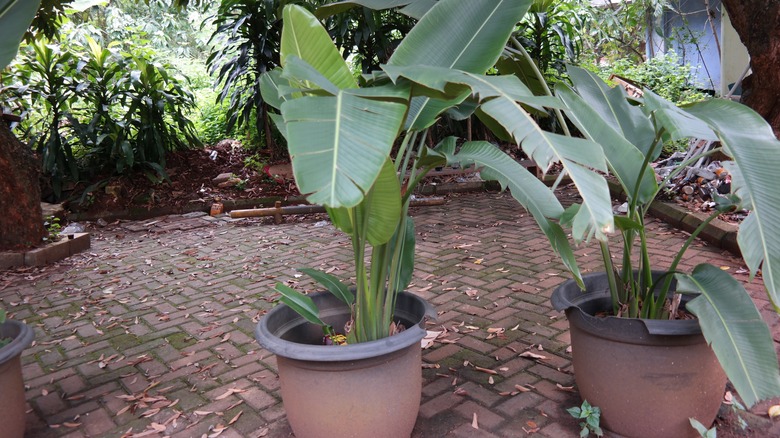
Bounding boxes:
2 190 779 437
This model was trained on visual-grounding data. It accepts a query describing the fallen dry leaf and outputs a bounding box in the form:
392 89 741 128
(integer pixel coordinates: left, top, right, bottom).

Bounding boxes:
421 331 442 349
556 384 575 392
228 411 243 425
514 384 532 393
474 366 498 375
769 405 780 418
215 388 247 400
519 352 547 360
454 388 469 396
471 413 479 429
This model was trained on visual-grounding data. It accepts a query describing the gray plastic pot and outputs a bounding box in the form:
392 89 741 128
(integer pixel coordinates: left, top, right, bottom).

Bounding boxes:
552 272 726 438
0 319 35 438
255 291 435 438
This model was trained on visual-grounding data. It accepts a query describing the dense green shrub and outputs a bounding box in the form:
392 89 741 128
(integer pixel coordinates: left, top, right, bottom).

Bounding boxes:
1 28 201 199
600 51 711 105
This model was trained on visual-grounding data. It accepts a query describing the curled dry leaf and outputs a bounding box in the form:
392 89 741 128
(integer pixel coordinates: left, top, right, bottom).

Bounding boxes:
454 388 469 396
474 366 498 375
556 384 575 392
228 411 243 425
421 363 440 369
488 376 494 385
215 388 247 400
471 413 479 429
519 351 547 360
514 384 532 393
769 405 780 418
421 331 442 349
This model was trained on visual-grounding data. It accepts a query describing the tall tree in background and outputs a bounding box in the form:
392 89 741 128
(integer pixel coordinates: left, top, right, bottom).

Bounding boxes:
721 0 780 137
0 0 46 249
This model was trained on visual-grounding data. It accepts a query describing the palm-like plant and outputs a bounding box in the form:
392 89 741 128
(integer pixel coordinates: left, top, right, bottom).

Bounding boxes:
263 0 780 409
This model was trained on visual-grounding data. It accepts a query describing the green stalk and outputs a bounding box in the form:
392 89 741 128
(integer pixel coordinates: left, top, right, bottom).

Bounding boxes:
507 37 571 137
369 241 390 337
600 240 620 316
395 131 417 173
653 208 723 319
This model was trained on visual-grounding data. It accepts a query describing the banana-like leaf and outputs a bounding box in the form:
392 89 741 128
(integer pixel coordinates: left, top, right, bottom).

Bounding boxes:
281 5 357 91
557 82 657 205
325 206 353 234
259 68 287 110
0 0 42 70
566 66 655 156
643 91 718 142
495 52 547 97
275 283 328 327
677 265 780 407
683 99 780 311
363 158 402 246
387 0 531 130
298 268 354 306
463 76 612 242
430 141 583 285
315 0 420 18
280 86 408 208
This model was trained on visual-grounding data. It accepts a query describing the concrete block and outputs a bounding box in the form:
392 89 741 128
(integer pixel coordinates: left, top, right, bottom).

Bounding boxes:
0 252 24 270
24 239 70 266
68 233 91 255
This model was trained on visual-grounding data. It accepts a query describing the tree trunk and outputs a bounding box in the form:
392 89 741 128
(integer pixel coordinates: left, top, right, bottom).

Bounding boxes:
0 118 45 250
721 0 780 138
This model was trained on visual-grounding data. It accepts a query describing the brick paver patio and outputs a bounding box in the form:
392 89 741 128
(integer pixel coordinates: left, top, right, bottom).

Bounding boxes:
2 190 779 437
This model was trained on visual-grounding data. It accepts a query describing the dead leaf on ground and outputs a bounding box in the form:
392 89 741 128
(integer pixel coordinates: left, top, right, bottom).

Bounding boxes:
768 405 780 418
471 413 479 429
519 352 547 360
421 331 442 349
215 388 247 400
556 384 575 392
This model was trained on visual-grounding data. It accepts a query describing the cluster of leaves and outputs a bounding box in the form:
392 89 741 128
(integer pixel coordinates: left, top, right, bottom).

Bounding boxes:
567 400 603 437
2 25 201 199
515 0 587 83
603 51 710 105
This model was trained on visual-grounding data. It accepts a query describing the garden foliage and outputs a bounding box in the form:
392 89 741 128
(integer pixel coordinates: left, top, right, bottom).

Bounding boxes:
2 26 200 199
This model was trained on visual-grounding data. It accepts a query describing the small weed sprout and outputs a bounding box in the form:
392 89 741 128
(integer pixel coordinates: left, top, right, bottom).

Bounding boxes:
567 400 603 437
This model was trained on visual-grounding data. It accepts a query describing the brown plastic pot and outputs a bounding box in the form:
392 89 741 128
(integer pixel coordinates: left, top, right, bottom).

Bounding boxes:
0 319 35 438
552 273 726 438
255 291 435 438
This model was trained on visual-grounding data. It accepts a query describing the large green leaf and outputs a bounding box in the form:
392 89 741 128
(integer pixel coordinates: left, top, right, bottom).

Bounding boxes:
274 283 329 327
363 158 402 246
643 91 718 142
566 66 655 156
0 0 41 70
387 0 531 130
280 86 408 208
684 99 780 311
298 268 354 306
677 265 780 407
557 82 657 205
281 5 357 91
316 0 438 20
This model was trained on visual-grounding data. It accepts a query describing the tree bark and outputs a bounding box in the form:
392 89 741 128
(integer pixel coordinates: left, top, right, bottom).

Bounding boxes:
721 0 780 138
0 118 45 250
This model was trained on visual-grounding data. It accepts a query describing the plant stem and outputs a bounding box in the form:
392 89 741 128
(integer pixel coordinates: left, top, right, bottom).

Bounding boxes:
654 208 723 318
507 37 571 137
599 240 620 316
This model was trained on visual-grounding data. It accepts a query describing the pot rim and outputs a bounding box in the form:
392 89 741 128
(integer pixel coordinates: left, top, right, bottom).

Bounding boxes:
552 272 702 336
255 291 435 362
0 320 35 365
